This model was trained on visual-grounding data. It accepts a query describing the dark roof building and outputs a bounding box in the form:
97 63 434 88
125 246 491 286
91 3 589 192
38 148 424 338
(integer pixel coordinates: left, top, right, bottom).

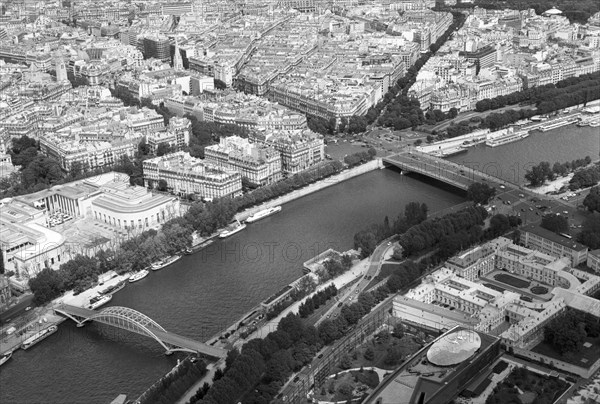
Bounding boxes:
365 327 501 404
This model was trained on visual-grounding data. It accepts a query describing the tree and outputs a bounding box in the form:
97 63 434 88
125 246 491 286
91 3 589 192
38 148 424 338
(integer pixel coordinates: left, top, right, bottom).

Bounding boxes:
157 179 168 192
584 186 600 213
541 214 569 234
364 347 375 361
467 182 496 205
156 143 173 157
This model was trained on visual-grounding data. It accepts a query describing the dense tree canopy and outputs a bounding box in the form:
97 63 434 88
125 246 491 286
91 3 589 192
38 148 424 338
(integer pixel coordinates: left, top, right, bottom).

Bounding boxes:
467 182 496 205
583 186 600 213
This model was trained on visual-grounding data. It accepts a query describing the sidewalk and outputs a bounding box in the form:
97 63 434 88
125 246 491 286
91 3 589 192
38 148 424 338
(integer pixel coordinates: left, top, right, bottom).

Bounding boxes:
176 358 226 404
238 259 370 345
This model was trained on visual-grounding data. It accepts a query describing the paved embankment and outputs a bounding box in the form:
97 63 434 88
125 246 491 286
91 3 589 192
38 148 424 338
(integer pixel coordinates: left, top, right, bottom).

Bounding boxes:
234 159 383 222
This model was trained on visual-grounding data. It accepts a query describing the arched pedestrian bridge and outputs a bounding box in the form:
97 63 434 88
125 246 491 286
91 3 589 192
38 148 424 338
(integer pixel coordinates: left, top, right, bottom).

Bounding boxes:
55 304 227 358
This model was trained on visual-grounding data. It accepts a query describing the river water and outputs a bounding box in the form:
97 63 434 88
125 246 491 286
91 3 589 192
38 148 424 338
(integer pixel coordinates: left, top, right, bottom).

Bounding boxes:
0 125 597 404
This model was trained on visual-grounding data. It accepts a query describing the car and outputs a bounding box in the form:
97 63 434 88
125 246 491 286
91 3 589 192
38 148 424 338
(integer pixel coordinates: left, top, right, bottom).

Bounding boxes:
327 314 331 319
337 302 343 307
519 194 525 198
25 306 32 311
499 185 506 189
387 242 391 246
563 211 568 215
355 289 359 294
317 353 324 359
521 208 525 212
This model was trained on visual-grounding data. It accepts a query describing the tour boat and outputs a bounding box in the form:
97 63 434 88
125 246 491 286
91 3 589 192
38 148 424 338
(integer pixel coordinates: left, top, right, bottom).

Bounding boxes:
219 221 247 238
0 351 12 366
87 294 112 310
245 206 282 223
485 130 529 147
21 326 58 350
151 255 181 271
128 269 149 283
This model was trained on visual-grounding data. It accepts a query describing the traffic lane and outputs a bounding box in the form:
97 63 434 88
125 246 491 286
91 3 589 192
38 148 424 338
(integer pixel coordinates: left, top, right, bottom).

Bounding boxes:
0 294 35 324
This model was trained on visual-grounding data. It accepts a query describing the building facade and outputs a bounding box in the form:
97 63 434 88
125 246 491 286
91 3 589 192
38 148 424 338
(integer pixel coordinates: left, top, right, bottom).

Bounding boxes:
143 152 242 199
204 136 282 186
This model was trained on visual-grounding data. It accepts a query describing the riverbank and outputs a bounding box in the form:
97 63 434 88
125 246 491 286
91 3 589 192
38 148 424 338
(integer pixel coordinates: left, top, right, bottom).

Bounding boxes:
234 159 383 222
526 173 575 195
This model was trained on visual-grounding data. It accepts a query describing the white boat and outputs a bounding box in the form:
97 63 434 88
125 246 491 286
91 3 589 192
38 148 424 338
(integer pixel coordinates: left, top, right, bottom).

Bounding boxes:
486 130 529 147
21 326 58 350
87 294 112 310
219 221 247 238
590 121 600 127
151 255 181 271
128 269 149 283
245 206 282 223
0 351 12 366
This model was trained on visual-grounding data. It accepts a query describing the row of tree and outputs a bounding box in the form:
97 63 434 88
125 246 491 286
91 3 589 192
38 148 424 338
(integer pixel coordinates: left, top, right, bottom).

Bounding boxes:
525 156 593 187
344 148 377 168
376 11 467 130
138 358 207 404
194 280 397 403
475 72 600 113
440 73 600 139
298 284 338 318
29 219 193 304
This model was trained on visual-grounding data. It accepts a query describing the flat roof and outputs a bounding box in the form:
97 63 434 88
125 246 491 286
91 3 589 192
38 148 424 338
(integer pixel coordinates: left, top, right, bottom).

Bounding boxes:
523 224 588 252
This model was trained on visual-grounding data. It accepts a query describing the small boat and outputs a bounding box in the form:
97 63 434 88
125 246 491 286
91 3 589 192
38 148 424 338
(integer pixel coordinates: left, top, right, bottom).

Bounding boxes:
183 248 193 255
109 394 128 404
21 326 58 350
219 221 247 238
151 255 181 271
87 294 112 310
245 206 282 223
128 269 149 283
0 351 12 366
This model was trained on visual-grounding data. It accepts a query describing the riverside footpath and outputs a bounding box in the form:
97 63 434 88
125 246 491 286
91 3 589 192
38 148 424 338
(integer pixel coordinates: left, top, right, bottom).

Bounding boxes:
235 159 384 222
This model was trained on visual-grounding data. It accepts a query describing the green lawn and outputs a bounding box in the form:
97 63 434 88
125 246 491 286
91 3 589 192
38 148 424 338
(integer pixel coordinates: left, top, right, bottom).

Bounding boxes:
494 273 531 289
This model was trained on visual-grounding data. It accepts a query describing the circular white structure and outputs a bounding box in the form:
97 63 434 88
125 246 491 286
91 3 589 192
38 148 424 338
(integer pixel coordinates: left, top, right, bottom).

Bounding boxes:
426 330 482 366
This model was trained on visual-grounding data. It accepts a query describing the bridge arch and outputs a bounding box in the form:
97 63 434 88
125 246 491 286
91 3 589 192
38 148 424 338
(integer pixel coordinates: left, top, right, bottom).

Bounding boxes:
90 306 167 332
87 306 187 353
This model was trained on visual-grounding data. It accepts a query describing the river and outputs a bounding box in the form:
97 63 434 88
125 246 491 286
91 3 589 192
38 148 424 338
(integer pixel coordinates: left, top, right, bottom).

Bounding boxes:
0 124 597 404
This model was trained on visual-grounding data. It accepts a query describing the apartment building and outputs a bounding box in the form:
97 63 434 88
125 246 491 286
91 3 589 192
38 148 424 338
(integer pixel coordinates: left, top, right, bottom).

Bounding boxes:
142 151 242 199
249 129 324 176
204 136 282 186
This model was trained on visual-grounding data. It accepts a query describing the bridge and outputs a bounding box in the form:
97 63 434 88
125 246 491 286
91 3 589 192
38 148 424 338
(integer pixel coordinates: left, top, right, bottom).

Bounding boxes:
54 304 227 358
382 150 514 191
